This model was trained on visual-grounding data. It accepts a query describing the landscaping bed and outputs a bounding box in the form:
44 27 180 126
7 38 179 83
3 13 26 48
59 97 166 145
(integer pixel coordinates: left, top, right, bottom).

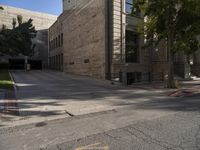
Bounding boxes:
0 70 13 90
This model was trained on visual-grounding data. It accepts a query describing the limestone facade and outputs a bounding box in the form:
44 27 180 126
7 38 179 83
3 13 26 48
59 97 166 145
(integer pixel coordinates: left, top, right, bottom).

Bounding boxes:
191 36 200 76
49 0 199 84
48 13 65 71
49 0 167 83
50 0 106 79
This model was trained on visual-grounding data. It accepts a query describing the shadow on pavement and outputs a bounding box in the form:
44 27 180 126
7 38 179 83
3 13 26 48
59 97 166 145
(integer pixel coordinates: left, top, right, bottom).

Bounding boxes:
3 70 200 119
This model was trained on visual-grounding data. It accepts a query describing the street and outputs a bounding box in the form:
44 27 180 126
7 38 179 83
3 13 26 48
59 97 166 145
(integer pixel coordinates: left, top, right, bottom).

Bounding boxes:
1 70 173 126
0 70 200 150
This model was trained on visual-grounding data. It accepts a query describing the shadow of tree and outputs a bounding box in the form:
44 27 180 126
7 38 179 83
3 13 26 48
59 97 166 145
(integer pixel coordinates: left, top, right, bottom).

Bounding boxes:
3 70 200 119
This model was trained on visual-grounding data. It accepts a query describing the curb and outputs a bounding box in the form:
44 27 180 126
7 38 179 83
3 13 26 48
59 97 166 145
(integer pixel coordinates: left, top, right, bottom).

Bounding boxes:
0 89 6 113
2 71 19 116
8 70 17 92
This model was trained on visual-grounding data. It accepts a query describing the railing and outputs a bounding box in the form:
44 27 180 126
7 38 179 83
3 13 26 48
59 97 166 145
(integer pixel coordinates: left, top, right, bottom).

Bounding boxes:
110 72 123 82
109 72 164 84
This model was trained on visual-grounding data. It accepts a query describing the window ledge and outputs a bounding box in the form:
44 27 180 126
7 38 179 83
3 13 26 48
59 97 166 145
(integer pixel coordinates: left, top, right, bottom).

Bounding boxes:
122 12 143 19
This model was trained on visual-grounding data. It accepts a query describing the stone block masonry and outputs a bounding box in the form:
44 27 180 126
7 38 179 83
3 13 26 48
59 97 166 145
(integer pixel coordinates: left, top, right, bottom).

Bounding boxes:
62 0 107 79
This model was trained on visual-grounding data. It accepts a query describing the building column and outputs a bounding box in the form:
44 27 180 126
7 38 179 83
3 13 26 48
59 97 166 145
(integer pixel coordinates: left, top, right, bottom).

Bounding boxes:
174 52 191 79
192 50 200 76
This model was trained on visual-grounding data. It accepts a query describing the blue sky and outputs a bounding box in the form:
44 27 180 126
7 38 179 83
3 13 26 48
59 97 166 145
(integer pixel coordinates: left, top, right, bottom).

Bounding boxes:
0 0 62 16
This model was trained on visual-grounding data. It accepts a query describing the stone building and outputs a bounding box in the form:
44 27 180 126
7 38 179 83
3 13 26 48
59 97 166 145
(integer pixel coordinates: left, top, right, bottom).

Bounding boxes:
48 13 65 71
49 0 200 84
0 5 57 68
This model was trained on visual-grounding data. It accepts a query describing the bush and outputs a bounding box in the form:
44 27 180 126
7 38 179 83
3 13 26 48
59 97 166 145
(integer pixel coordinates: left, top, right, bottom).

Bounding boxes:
0 69 13 90
0 63 9 69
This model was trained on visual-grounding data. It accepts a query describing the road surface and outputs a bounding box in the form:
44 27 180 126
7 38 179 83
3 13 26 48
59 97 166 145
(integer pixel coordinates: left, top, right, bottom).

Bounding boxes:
0 70 200 150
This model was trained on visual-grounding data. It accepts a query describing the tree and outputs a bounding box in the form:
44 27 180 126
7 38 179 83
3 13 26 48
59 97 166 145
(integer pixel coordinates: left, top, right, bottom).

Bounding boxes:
12 18 17 29
135 0 200 88
17 15 23 25
0 15 37 56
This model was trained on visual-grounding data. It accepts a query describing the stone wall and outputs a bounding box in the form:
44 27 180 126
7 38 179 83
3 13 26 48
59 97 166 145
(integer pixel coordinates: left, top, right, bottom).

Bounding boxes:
0 5 57 30
111 0 152 84
192 50 200 76
48 13 66 70
62 0 107 79
63 0 77 11
191 36 200 76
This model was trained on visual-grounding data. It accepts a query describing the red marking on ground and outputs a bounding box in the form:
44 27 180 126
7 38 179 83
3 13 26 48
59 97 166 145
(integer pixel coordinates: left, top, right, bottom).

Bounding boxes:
168 90 196 97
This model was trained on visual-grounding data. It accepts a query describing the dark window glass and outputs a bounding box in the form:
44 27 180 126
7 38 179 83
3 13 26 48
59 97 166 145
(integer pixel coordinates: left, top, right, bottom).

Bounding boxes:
84 59 90 63
125 30 139 63
61 33 63 46
49 41 50 50
58 35 61 47
127 72 142 85
55 56 56 64
125 0 139 16
59 55 61 65
69 62 74 65
54 39 55 49
56 37 58 48
61 53 63 65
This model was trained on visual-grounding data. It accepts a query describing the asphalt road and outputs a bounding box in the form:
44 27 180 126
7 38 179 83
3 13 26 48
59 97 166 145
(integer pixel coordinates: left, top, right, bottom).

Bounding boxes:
51 111 200 150
1 105 200 150
0 70 200 150
1 70 170 126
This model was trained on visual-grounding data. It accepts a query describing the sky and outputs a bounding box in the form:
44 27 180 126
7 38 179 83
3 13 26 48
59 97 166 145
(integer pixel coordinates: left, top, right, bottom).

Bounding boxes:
0 0 62 16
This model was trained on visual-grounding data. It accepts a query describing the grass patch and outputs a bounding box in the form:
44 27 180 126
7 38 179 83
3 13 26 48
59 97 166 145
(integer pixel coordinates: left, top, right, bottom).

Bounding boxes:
0 70 14 90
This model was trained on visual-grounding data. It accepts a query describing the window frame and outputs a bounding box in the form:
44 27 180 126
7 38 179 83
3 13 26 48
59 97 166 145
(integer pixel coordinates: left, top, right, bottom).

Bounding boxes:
124 0 140 17
125 29 140 63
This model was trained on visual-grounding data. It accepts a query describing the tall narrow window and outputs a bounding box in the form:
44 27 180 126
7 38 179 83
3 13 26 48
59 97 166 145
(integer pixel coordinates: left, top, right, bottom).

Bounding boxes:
125 30 139 63
61 33 63 46
49 41 51 51
61 53 63 65
53 39 55 49
56 37 58 48
58 35 61 47
58 54 61 65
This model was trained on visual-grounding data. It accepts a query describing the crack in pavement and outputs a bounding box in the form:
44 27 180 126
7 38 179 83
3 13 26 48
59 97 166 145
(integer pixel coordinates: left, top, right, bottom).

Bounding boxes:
103 132 128 144
124 126 185 150
195 125 200 150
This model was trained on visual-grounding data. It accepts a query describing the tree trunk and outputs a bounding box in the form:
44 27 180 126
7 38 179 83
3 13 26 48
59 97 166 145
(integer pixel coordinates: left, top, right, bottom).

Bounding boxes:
167 32 176 88
167 52 176 88
166 6 177 88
